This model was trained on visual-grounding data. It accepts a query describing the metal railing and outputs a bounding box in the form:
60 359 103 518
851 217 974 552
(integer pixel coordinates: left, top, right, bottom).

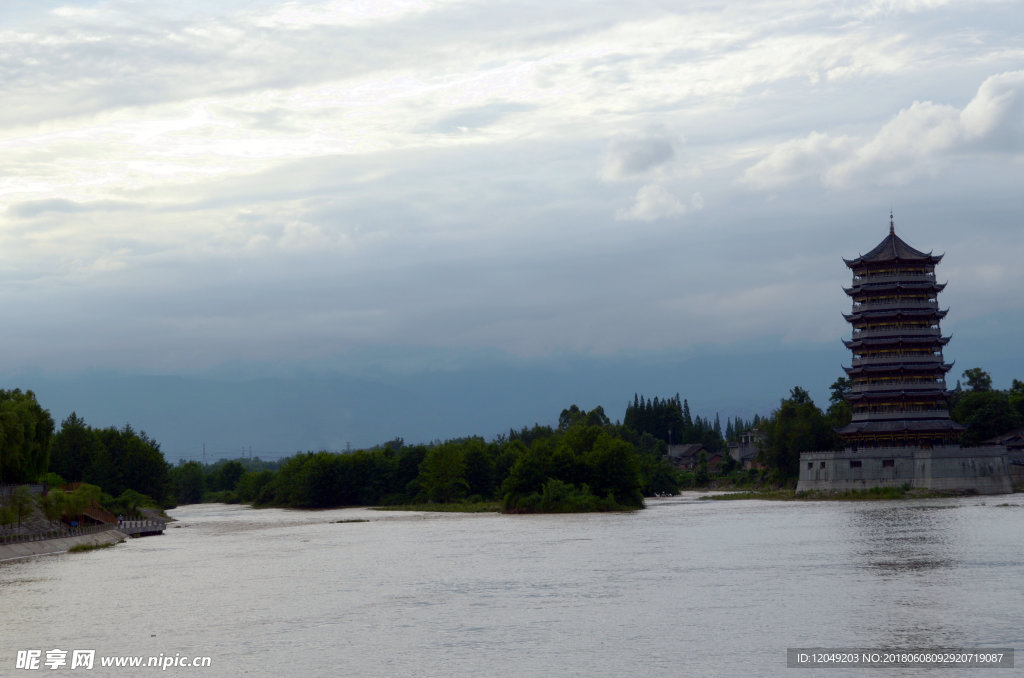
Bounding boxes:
850 381 946 393
851 327 942 337
851 355 945 367
0 522 114 546
115 519 165 535
0 517 166 545
851 300 938 310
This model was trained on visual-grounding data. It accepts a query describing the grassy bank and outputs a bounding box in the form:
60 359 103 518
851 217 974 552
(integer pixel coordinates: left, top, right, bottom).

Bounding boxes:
68 540 123 553
705 486 959 501
373 501 502 513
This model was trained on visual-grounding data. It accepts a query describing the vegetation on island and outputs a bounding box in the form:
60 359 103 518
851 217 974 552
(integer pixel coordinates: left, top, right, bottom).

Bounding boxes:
223 405 675 513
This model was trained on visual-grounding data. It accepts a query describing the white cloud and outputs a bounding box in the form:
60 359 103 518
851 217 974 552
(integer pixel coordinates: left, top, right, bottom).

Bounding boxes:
741 132 855 189
251 0 468 29
961 70 1024 147
616 185 701 222
825 100 962 186
0 0 1022 375
743 70 1024 190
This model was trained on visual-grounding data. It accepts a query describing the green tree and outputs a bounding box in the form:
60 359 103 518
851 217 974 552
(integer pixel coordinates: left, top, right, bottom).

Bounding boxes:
419 442 468 503
211 460 246 492
828 377 852 405
826 377 853 429
1009 379 1024 420
171 461 206 505
760 387 839 482
38 490 65 527
718 450 738 476
0 390 55 484
236 470 275 504
962 367 993 392
95 425 171 505
0 503 15 530
585 434 643 507
61 483 102 524
110 489 151 517
10 485 35 529
694 450 709 486
462 439 495 499
49 412 99 483
952 390 1022 446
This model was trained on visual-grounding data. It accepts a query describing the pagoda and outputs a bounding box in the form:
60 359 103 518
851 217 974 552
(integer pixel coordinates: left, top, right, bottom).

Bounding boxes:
837 213 963 448
796 214 1010 494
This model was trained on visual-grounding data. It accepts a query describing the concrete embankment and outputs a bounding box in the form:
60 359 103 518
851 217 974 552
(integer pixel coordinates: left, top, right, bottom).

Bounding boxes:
0 529 125 562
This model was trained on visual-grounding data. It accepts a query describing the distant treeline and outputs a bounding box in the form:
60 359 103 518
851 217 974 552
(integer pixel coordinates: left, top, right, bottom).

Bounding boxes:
171 404 684 512
1 366 1021 515
623 393 760 452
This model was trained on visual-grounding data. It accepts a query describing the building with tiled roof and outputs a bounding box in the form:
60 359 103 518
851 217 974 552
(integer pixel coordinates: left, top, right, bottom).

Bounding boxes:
837 214 964 448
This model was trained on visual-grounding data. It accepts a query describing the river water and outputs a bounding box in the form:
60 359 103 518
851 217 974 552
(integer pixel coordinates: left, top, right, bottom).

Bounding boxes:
1 494 1022 677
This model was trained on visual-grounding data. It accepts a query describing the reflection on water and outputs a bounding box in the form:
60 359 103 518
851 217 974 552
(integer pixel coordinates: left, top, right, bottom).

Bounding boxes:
847 503 959 576
1 495 1022 677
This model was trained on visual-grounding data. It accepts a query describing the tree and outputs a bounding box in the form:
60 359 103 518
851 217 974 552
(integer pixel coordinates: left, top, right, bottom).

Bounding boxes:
558 405 585 430
718 451 738 476
61 484 102 525
419 442 468 503
212 460 245 492
462 440 495 499
826 377 853 429
1009 379 1024 420
94 425 171 505
952 390 1022 446
236 470 275 504
38 490 65 527
172 461 207 505
0 503 15 530
828 377 852 405
695 450 709 486
760 387 839 482
585 433 643 507
962 367 993 392
110 489 150 517
788 386 812 405
10 485 35 529
0 389 55 484
50 412 97 483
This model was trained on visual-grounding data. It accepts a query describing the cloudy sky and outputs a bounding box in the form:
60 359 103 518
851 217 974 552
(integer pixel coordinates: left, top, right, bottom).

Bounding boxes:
2 0 1022 459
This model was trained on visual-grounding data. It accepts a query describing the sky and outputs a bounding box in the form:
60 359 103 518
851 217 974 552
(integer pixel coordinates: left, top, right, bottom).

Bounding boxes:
1 0 1022 461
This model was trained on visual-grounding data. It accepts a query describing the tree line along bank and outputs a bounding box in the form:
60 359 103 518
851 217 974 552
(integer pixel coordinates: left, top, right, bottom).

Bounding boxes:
1 367 1020 518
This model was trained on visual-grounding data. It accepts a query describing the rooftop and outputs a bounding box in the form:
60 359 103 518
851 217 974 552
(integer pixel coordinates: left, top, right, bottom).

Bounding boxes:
844 215 943 268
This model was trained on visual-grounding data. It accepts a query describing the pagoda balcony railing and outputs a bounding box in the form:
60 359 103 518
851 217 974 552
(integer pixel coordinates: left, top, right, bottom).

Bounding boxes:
851 327 941 337
851 300 938 311
852 272 936 284
850 410 952 422
851 355 945 367
850 381 946 393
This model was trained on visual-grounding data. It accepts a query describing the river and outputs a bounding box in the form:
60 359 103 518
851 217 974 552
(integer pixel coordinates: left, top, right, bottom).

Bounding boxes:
1 494 1021 676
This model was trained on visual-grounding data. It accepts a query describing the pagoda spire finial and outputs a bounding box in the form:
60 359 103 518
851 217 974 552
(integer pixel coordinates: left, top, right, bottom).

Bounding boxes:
889 209 894 235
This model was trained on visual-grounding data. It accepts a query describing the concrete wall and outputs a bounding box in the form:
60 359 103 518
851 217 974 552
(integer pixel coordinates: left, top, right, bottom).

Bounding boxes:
1009 462 1024 488
0 529 125 562
797 446 1013 494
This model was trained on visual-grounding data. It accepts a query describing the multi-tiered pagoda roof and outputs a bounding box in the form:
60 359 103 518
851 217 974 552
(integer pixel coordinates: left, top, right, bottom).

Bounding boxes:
837 216 964 448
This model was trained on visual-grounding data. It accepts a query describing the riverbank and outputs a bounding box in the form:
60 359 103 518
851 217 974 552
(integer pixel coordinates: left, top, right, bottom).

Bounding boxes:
702 486 1000 501
0 529 125 562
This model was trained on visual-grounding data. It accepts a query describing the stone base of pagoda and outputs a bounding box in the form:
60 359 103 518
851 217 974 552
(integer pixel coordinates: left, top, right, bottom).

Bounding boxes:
796 446 1012 494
